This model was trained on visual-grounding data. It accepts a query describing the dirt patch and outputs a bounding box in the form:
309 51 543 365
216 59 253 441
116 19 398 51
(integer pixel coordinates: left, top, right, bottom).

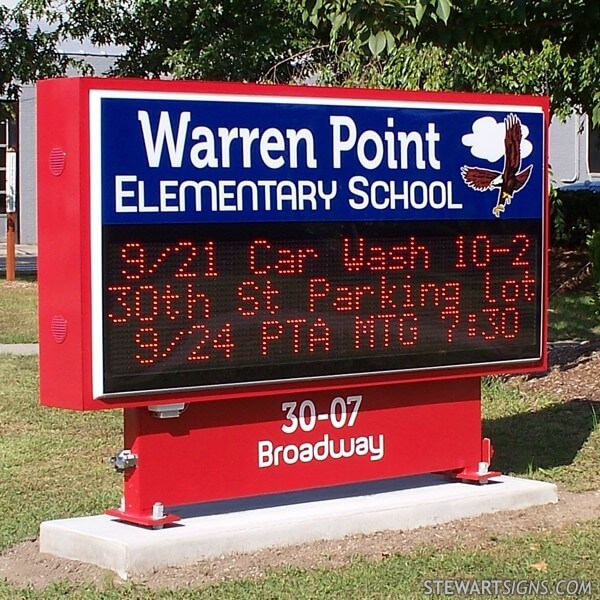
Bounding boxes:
519 343 600 403
0 280 37 290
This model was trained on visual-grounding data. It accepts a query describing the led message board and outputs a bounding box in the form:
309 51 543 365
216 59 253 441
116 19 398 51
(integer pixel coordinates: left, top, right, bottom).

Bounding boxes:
103 221 541 394
37 79 548 405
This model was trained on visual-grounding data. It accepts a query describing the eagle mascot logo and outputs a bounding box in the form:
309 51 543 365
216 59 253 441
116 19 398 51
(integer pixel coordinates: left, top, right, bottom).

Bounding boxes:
461 114 533 218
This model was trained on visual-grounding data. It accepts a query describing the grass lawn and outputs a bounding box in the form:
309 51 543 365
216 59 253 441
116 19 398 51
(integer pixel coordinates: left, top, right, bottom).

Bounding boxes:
0 279 38 344
0 357 121 551
482 377 600 492
548 290 600 341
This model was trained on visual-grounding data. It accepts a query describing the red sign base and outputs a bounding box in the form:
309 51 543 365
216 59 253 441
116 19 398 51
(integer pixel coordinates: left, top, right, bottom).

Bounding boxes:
105 508 181 529
107 377 500 526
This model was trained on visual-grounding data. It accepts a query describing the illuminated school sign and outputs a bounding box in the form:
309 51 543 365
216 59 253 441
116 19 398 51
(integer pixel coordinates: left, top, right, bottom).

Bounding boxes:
83 84 546 399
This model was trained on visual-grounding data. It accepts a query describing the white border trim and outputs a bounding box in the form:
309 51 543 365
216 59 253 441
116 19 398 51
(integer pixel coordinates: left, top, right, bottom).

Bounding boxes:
586 117 600 177
91 88 546 114
90 91 105 399
89 88 546 399
98 354 544 399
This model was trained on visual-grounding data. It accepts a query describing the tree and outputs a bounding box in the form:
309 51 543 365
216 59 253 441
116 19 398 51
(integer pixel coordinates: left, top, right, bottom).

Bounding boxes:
34 0 319 82
308 0 597 55
3 0 321 121
305 0 600 124
304 39 599 125
0 3 69 121
6 1 598 125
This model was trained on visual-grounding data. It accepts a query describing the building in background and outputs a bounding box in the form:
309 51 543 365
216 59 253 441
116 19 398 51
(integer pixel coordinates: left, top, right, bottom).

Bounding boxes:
1 53 116 243
0 106 18 236
550 114 600 191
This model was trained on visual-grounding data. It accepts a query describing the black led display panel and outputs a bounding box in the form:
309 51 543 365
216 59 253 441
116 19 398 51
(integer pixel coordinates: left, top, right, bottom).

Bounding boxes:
101 219 543 394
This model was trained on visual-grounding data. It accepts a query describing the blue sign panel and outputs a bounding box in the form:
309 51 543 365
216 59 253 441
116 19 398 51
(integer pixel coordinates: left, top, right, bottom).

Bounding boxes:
98 95 545 226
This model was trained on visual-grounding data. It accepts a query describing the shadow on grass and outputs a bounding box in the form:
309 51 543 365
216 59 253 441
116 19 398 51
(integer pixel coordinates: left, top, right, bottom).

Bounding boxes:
484 399 599 474
549 292 600 342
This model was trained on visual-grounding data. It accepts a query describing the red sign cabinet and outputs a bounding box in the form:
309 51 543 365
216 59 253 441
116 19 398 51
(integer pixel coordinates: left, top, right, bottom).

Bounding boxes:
37 78 549 526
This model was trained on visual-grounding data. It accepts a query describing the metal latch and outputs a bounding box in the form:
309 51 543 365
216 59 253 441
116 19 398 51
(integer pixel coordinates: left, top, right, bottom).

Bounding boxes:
110 449 138 473
147 403 187 418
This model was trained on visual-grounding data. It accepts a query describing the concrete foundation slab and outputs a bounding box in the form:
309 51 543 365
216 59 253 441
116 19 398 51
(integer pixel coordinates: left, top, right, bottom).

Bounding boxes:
40 475 557 579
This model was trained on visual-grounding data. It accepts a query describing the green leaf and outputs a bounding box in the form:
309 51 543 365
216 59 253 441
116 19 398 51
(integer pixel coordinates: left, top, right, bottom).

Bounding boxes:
331 12 347 34
415 1 427 24
368 31 387 56
385 30 396 52
592 102 600 128
435 0 452 24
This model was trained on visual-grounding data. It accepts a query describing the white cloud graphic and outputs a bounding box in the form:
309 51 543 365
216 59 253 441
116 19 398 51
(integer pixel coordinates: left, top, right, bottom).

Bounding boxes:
462 116 532 163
